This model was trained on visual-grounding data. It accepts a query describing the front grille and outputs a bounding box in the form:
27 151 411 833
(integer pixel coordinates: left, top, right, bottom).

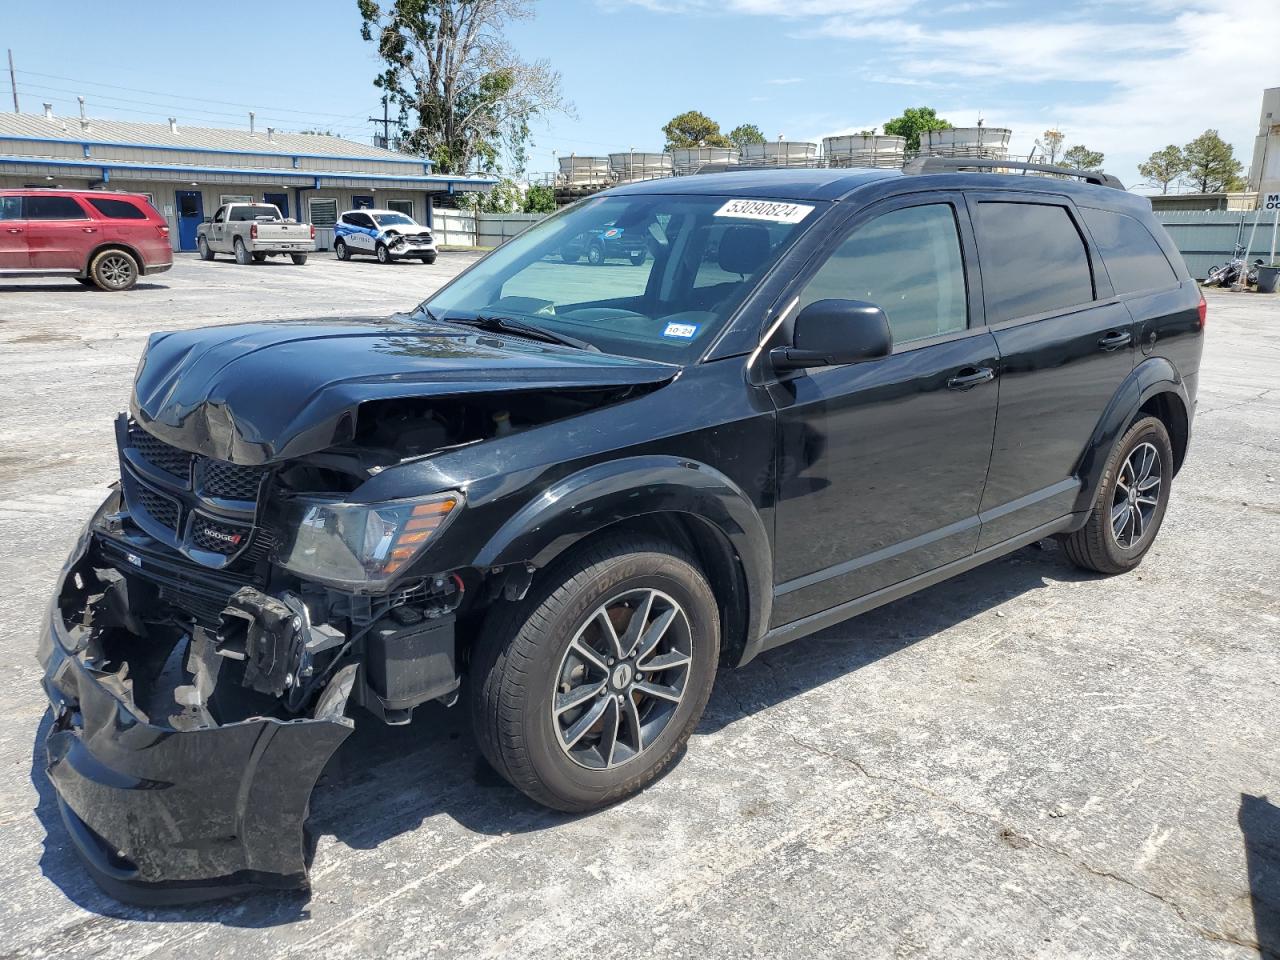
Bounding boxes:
134 484 180 532
120 417 271 569
198 458 266 501
190 514 253 555
128 423 192 479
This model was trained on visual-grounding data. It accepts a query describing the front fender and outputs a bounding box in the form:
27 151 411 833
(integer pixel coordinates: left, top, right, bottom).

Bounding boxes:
474 455 772 653
1072 356 1192 514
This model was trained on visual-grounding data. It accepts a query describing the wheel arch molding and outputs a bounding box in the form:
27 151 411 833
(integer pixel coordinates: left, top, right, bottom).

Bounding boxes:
473 455 773 663
1072 356 1192 515
84 242 143 277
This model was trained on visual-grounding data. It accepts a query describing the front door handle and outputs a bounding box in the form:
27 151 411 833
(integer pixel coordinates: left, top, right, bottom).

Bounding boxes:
947 366 995 390
5 227 21 234
1098 330 1132 351
81 227 98 234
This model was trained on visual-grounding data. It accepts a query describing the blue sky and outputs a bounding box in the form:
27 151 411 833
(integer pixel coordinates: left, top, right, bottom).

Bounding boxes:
4 0 1275 188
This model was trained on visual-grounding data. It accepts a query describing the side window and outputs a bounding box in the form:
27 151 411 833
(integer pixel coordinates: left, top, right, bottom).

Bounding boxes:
25 195 88 220
86 197 147 220
352 213 375 229
798 203 968 345
974 201 1094 323
1080 207 1179 295
0 196 21 220
213 207 226 224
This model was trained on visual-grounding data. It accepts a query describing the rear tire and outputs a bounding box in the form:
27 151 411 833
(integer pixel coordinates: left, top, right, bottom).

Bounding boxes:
290 253 308 265
233 238 252 265
561 246 580 264
470 534 719 813
335 239 350 261
1061 415 1173 574
89 249 139 291
197 236 215 261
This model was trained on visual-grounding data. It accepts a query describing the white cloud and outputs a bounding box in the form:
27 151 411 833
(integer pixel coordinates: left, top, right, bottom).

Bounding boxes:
611 0 1275 185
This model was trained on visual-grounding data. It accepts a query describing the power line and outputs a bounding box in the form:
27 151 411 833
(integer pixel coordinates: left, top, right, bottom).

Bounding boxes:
13 67 373 120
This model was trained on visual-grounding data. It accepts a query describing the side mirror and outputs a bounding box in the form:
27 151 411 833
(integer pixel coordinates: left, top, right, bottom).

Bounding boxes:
770 299 893 371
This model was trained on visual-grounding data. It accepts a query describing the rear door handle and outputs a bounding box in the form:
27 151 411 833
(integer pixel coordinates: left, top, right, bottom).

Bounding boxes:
81 227 98 234
1098 331 1132 351
5 227 21 234
947 366 995 390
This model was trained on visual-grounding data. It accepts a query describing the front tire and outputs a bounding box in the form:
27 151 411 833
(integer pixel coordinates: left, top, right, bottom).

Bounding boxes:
376 243 391 264
233 238 252 265
1061 415 1174 574
419 254 436 264
89 249 139 291
470 534 720 813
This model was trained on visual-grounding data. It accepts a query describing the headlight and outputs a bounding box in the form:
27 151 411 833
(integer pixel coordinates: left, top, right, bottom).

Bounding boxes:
271 491 462 590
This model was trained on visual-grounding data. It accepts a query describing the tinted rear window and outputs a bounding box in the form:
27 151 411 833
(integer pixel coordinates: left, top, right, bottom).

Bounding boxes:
87 197 148 220
975 201 1094 323
229 205 281 221
1080 207 1179 295
26 195 87 220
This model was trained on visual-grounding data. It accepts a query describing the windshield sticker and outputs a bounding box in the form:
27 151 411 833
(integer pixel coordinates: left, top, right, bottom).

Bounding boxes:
662 322 699 339
714 199 814 224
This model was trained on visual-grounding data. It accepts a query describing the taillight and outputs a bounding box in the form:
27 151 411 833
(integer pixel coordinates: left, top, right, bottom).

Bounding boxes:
250 223 258 240
309 223 316 240
1197 292 1207 330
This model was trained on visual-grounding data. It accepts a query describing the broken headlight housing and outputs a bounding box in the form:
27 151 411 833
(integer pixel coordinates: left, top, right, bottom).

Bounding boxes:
271 491 462 591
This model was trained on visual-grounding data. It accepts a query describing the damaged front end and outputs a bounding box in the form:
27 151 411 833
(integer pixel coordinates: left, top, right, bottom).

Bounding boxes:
38 485 463 904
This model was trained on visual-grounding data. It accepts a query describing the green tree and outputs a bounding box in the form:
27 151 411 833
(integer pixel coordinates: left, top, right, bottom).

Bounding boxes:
458 176 523 213
1182 129 1244 193
727 123 766 150
1138 145 1188 194
523 182 555 213
883 107 952 152
357 0 572 175
1038 128 1065 165
1063 144 1105 171
662 110 732 151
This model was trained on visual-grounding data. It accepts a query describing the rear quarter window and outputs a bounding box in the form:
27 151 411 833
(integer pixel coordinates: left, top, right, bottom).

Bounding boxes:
1080 207 1180 295
974 201 1094 323
86 197 148 220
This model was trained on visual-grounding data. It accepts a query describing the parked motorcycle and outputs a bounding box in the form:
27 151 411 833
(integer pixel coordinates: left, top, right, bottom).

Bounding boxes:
1204 244 1263 287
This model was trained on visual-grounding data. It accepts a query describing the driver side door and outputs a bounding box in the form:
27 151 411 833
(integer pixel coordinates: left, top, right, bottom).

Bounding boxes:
767 194 1000 627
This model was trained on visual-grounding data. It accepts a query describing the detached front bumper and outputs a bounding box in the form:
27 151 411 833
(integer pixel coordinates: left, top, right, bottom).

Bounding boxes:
37 494 354 904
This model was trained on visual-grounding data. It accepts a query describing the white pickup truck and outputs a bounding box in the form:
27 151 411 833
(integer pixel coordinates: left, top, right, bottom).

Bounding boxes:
196 202 315 265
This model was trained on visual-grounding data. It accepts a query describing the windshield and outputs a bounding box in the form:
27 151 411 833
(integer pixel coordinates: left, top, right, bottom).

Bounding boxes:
230 205 281 221
374 212 416 227
419 193 823 362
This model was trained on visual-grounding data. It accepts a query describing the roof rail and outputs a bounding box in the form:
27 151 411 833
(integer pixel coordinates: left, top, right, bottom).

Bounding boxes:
902 156 1125 190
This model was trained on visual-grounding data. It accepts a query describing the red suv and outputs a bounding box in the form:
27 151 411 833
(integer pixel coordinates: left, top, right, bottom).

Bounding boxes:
0 189 173 291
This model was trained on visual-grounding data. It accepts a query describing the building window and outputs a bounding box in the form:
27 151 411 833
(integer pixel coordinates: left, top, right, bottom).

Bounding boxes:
309 197 338 227
387 199 414 219
220 194 252 206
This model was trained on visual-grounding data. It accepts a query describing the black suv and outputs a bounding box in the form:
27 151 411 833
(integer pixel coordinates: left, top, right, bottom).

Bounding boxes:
39 161 1203 903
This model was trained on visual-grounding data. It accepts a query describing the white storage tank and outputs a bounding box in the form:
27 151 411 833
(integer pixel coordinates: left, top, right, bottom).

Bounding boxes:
558 155 612 185
923 127 1011 159
740 141 818 166
609 152 674 182
822 135 907 169
671 146 740 175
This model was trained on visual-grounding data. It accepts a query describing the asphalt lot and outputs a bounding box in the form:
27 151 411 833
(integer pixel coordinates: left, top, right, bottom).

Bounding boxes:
0 255 1277 959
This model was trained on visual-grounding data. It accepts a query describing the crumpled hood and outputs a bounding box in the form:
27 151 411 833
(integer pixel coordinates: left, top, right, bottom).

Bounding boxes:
131 316 678 464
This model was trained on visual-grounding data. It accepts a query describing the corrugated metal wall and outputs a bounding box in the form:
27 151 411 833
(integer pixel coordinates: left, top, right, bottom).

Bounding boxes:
1154 210 1280 279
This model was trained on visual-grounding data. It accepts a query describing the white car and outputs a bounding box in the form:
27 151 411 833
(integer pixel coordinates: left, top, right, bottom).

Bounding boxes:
334 209 437 264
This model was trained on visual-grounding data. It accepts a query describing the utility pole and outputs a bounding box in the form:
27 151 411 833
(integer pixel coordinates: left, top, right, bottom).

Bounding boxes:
7 49 18 113
369 95 393 148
